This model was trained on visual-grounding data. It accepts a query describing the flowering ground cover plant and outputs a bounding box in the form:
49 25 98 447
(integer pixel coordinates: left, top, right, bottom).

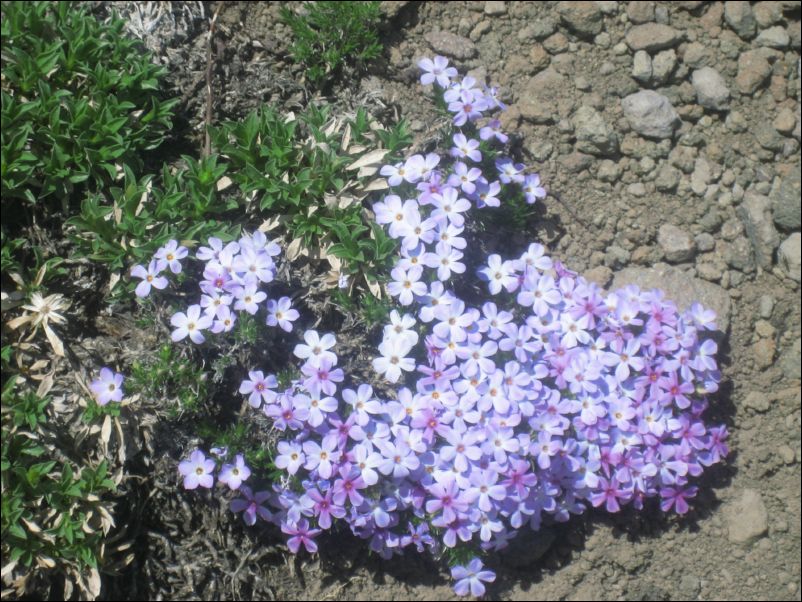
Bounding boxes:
162 56 729 597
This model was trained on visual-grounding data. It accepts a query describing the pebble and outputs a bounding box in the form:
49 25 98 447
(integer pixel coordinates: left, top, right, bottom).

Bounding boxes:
517 19 556 41
483 1 507 16
725 489 768 544
724 1 757 39
627 1 655 24
597 160 622 182
758 294 775 318
658 224 697 263
771 165 801 231
683 42 712 68
622 90 681 139
632 50 652 82
773 107 798 136
424 30 477 59
584 265 614 287
652 49 677 84
736 50 773 95
655 163 680 191
572 106 619 156
754 1 784 28
696 232 716 252
625 23 683 52
604 245 631 269
692 67 731 110
739 191 780 270
529 44 551 72
755 319 776 338
753 338 777 368
756 25 790 49
556 1 604 37
778 232 801 282
744 390 771 412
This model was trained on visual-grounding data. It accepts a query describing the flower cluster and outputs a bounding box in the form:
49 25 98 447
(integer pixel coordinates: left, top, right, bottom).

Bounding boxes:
130 233 299 344
89 367 125 406
168 57 728 598
374 57 546 381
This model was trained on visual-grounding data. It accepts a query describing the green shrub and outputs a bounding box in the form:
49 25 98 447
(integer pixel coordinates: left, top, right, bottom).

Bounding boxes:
280 1 383 87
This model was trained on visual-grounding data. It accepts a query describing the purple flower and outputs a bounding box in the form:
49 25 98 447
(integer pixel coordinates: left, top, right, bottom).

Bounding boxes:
281 519 321 554
451 558 496 597
170 304 213 344
178 449 215 489
131 259 169 298
418 56 458 87
89 367 124 405
230 485 272 525
218 454 251 490
239 370 278 408
155 239 188 274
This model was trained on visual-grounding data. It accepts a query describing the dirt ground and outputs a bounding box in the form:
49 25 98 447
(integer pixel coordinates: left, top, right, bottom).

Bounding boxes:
47 1 802 600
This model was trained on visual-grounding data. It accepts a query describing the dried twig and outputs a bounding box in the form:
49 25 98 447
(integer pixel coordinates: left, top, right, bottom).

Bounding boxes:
203 2 224 158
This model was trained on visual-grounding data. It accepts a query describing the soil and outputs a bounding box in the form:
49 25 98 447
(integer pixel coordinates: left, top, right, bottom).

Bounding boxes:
13 1 802 600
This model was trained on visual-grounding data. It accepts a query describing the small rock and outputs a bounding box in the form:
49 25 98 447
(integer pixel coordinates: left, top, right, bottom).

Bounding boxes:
501 527 556 568
726 489 768 544
652 48 677 84
625 23 683 52
753 1 784 28
517 19 557 41
612 264 732 332
773 108 797 136
739 191 780 270
758 294 775 318
753 338 776 368
543 32 570 54
754 121 785 151
597 159 622 182
724 237 756 273
756 25 790 48
632 50 653 82
622 90 681 139
658 224 696 262
781 338 802 379
518 69 566 123
529 44 551 72
778 233 801 282
690 156 713 195
683 41 712 68
484 1 507 16
692 67 731 110
556 1 604 37
697 261 724 282
605 245 631 269
735 50 773 95
424 30 477 60
696 232 716 252
743 391 771 412
655 163 680 191
771 165 801 231
627 1 655 24
584 265 614 287
572 106 619 156
724 1 757 39
778 445 796 465
560 151 594 173
755 319 776 338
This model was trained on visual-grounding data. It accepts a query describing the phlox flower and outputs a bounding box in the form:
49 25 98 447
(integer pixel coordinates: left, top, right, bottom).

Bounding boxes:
233 283 267 315
447 161 483 195
178 449 215 489
450 133 482 162
230 485 272 526
239 370 278 408
522 173 547 204
387 265 427 306
266 296 300 332
293 330 338 368
131 259 169 298
451 558 496 597
171 304 213 344
281 519 321 554
89 367 124 405
210 305 237 333
155 239 188 274
418 55 458 87
472 178 502 208
423 242 465 282
495 158 525 184
373 337 415 383
301 357 344 396
383 310 419 349
264 393 310 430
479 118 509 143
479 254 518 295
218 454 251 490
274 441 305 474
